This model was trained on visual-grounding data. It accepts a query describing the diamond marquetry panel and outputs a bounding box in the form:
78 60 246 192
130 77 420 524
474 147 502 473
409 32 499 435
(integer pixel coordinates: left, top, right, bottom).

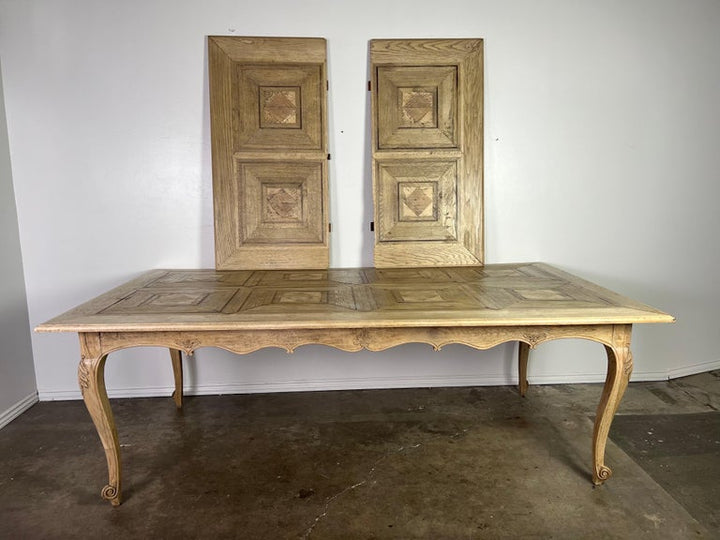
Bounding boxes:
399 183 436 221
38 264 674 332
260 87 301 128
399 88 437 128
263 185 303 223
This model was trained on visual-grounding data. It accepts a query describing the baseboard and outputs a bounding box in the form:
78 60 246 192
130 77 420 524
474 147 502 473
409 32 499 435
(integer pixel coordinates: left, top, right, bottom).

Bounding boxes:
36 368 673 402
39 374 515 401
0 392 39 429
667 359 720 380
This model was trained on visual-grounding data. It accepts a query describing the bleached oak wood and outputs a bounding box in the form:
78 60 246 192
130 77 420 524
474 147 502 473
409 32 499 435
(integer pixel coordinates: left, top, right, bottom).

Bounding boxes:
518 341 530 397
78 333 121 506
209 36 329 270
36 264 673 505
169 348 183 409
37 264 674 332
370 39 484 267
593 324 633 484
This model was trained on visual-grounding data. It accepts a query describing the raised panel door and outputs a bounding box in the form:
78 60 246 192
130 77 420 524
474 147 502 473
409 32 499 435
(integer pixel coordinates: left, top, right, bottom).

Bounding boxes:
371 39 484 267
209 37 329 270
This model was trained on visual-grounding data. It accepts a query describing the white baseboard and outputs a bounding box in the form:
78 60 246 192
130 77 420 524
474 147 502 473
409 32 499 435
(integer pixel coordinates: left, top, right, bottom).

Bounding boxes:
39 374 515 401
36 367 677 402
667 359 720 380
0 392 39 429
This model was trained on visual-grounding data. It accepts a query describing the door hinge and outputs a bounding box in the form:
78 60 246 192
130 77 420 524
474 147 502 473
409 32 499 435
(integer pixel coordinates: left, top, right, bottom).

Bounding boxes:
367 80 372 91
327 153 331 160
370 221 375 231
328 223 332 233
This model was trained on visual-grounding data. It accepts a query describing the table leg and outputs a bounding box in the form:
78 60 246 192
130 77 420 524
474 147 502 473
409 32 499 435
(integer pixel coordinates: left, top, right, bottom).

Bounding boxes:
518 341 530 397
169 348 183 408
592 324 633 485
78 333 122 506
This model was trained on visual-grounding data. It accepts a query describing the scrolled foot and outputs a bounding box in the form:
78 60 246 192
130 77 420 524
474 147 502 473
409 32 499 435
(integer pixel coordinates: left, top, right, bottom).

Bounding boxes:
102 483 122 506
593 465 612 485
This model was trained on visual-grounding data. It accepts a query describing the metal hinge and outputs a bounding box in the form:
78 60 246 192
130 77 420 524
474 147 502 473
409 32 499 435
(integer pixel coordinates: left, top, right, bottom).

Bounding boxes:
367 80 371 91
328 223 332 233
370 221 375 231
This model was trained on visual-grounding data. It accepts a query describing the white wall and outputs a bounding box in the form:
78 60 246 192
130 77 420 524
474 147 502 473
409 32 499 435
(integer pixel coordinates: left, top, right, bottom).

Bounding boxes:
0 61 37 424
1 0 718 400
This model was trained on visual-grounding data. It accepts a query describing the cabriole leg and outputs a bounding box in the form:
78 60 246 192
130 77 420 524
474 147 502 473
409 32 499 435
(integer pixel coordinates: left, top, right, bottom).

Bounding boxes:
78 333 122 506
592 324 633 485
169 348 183 408
518 341 530 397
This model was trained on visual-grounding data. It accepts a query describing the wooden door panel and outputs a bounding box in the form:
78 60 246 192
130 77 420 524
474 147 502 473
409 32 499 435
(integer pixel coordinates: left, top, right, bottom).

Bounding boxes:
238 160 325 244
209 37 328 270
234 64 323 150
376 159 458 242
371 39 483 268
377 66 457 149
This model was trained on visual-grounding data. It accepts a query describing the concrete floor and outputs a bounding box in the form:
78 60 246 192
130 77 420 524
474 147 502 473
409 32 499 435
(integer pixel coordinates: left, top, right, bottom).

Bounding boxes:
1 371 718 539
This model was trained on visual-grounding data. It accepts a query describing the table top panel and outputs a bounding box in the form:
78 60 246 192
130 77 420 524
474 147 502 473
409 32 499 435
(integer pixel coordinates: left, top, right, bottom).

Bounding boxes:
36 263 674 332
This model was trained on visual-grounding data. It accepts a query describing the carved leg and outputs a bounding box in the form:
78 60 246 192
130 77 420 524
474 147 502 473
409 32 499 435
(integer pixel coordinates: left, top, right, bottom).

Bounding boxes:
170 348 183 409
518 341 530 397
592 325 633 485
78 333 122 506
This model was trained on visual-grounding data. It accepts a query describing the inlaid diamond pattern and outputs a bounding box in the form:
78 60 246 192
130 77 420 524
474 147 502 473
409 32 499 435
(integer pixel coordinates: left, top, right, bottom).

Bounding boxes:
260 87 300 127
401 185 434 218
400 88 436 127
263 186 302 223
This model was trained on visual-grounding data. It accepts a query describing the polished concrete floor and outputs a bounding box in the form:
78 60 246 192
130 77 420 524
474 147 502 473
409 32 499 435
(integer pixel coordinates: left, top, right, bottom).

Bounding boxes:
1 371 718 539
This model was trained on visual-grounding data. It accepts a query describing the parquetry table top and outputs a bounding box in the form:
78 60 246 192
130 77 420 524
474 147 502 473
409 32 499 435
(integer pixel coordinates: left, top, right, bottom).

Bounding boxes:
36 263 674 333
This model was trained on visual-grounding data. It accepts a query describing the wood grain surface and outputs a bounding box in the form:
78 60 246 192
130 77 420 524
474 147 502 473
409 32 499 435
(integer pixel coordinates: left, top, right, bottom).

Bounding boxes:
209 36 329 270
36 263 673 333
370 39 484 267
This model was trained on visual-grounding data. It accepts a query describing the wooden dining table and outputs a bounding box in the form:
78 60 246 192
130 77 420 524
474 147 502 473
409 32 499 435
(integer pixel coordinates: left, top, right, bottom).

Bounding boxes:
36 262 674 506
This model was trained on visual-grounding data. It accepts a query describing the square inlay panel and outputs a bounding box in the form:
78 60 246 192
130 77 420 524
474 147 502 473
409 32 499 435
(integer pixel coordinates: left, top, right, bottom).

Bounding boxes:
239 286 358 312
244 269 368 287
376 65 457 149
235 65 322 150
376 160 458 242
276 291 326 304
100 289 239 314
239 160 324 244
372 283 482 311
